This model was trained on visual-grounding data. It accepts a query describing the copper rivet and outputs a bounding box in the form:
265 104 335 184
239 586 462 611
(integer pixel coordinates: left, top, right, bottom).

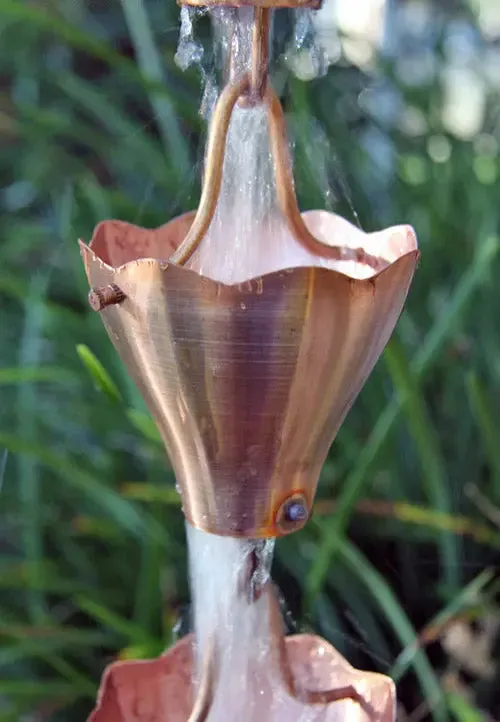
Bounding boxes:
276 493 309 534
88 284 126 312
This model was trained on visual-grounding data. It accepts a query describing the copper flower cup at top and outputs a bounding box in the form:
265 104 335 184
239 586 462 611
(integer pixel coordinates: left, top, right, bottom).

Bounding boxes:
80 209 418 539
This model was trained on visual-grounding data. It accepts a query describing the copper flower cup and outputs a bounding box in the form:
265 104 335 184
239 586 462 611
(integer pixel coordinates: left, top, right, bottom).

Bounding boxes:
79 211 418 538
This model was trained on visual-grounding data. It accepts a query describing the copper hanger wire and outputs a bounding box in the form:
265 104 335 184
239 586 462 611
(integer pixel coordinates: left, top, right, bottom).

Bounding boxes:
169 9 386 271
188 581 372 722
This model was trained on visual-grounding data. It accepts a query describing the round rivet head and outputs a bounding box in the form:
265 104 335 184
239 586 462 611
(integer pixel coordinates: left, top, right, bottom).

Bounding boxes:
285 501 308 522
88 284 126 312
276 493 310 535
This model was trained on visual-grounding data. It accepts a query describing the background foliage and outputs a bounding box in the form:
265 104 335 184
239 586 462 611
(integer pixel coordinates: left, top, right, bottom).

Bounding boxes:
0 0 499 720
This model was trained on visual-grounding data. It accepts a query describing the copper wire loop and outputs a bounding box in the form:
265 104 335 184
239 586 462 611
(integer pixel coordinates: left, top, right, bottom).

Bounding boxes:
169 72 386 271
169 74 250 266
170 4 385 269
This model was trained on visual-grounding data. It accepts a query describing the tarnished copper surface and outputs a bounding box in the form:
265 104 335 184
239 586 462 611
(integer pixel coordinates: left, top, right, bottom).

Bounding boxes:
80 212 418 538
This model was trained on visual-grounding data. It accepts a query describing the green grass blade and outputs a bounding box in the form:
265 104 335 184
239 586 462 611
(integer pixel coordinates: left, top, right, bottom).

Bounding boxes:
466 371 500 498
0 274 26 302
0 624 112 648
0 0 166 93
0 680 76 698
0 450 7 492
416 236 499 372
75 595 153 645
44 655 97 699
384 339 458 591
391 569 494 683
338 538 447 722
133 524 164 633
119 0 190 176
0 366 76 385
0 433 165 543
358 500 500 550
76 344 122 403
447 692 486 722
0 561 93 595
17 273 49 623
120 483 180 504
56 73 177 193
126 409 163 445
0 644 96 699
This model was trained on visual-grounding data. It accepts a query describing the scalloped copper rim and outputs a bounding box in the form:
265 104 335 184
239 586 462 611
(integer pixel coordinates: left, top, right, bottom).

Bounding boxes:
88 211 197 269
84 210 418 281
80 239 419 286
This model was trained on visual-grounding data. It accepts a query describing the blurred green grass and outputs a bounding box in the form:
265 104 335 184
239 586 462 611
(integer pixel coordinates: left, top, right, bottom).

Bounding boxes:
0 1 499 720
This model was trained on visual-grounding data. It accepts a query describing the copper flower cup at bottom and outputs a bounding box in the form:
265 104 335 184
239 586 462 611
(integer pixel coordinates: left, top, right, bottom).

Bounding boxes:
88 632 395 722
80 210 418 538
